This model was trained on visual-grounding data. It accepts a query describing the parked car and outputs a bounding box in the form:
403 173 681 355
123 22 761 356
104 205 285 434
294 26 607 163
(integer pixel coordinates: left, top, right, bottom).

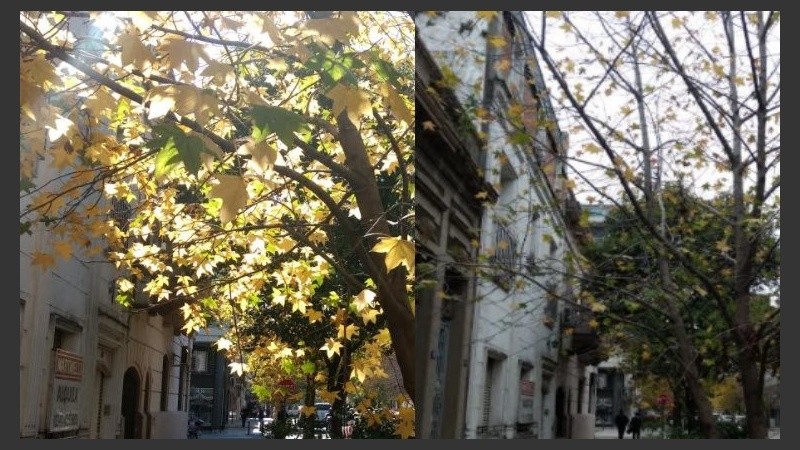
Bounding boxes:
314 402 332 423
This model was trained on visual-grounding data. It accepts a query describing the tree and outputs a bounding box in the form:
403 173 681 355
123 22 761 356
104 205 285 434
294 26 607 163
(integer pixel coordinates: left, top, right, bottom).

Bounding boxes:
416 10 778 438
583 185 778 434
19 10 416 412
523 11 779 438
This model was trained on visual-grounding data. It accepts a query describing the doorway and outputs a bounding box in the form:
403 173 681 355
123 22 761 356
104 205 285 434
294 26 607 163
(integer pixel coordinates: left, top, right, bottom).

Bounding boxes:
121 367 140 439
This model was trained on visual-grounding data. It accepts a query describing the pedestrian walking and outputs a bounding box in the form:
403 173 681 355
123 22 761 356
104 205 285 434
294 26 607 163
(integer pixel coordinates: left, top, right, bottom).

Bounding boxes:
615 409 629 439
628 411 643 439
241 408 249 428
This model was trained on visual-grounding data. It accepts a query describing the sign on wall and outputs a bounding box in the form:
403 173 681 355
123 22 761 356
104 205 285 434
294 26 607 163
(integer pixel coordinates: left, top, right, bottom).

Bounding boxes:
49 349 83 433
517 380 536 424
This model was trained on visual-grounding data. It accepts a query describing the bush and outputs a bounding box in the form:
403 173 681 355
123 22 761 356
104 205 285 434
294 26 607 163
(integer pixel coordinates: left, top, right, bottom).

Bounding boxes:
715 421 747 439
351 418 399 439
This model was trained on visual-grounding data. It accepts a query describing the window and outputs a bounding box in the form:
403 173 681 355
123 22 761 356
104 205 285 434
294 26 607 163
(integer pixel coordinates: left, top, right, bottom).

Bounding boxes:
492 223 517 288
160 355 169 411
178 347 188 410
191 350 207 373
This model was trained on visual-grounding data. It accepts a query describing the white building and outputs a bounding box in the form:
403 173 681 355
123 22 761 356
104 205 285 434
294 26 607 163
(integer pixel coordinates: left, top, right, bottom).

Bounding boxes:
20 15 192 438
20 167 193 438
417 11 602 439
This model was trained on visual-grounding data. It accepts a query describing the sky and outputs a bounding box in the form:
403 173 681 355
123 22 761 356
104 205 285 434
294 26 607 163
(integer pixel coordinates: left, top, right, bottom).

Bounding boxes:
522 11 780 209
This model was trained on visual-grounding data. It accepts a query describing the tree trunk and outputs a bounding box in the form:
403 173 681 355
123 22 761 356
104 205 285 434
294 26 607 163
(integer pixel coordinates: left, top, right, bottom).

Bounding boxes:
337 111 415 400
303 374 316 439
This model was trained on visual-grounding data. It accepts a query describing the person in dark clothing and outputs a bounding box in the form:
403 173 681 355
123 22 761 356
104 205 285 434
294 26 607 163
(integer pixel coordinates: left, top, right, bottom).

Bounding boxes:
241 408 249 428
628 411 643 439
615 410 630 439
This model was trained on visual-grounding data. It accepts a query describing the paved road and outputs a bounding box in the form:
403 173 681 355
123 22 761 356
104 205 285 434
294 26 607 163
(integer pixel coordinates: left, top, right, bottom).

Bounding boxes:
594 426 780 439
197 421 331 440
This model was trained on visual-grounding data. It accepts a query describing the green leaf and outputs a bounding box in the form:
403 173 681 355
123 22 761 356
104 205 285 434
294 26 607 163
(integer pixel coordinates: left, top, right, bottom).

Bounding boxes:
369 51 403 90
154 140 180 179
280 358 294 374
579 209 591 228
20 221 33 236
174 133 206 176
304 45 362 87
251 105 308 146
149 124 213 178
20 177 35 192
301 361 316 375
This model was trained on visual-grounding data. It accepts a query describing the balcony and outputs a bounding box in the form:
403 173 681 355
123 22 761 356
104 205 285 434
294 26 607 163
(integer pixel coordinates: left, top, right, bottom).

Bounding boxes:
562 307 605 366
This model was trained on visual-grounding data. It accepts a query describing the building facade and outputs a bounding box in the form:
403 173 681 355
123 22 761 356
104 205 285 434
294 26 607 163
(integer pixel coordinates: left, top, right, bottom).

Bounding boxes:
417 11 603 439
188 326 244 430
20 175 193 438
20 14 192 435
415 33 491 439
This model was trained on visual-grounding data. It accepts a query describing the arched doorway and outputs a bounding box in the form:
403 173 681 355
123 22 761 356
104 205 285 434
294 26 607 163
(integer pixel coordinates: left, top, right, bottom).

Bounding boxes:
121 367 141 439
555 386 567 438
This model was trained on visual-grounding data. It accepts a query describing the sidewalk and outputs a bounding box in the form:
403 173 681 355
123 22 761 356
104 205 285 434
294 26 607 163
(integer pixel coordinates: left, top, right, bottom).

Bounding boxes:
197 422 264 440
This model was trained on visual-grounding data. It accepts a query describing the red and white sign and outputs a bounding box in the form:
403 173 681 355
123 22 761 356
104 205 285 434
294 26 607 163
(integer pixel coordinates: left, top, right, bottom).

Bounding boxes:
277 379 297 394
50 349 83 432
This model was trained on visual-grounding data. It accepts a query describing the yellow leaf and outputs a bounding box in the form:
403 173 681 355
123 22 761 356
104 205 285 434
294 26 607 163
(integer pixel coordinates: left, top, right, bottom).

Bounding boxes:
50 146 75 170
159 36 209 71
395 411 415 438
117 278 135 293
352 289 376 312
301 12 360 46
351 366 367 383
338 324 360 340
320 338 343 358
379 82 412 126
487 35 507 49
46 115 75 143
494 58 511 73
475 191 488 200
291 297 308 314
715 240 731 253
361 309 380 325
588 319 599 329
258 13 284 45
228 362 249 377
31 252 56 270
306 309 323 323
546 11 562 19
201 60 235 85
146 85 221 126
371 236 415 274
209 174 248 225
615 11 630 19
695 286 708 297
583 142 602 153
319 390 341 403
422 120 436 131
238 139 277 173
300 406 317 418
671 17 683 29
326 83 372 126
216 337 233 351
53 241 72 260
83 89 117 117
308 229 328 245
117 31 154 70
